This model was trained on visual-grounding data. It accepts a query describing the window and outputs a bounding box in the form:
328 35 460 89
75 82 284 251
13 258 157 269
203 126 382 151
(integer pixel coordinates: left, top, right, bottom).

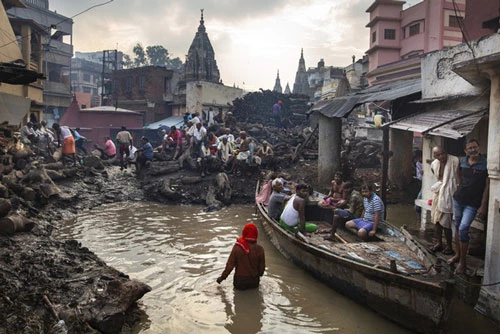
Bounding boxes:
384 29 396 40
125 77 133 92
372 31 376 43
449 15 463 28
139 76 146 90
71 73 77 81
93 88 98 95
83 73 91 82
409 23 420 36
83 86 91 93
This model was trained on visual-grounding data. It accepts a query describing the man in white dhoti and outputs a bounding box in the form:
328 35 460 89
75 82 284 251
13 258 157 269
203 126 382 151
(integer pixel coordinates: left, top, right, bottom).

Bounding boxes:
430 146 459 255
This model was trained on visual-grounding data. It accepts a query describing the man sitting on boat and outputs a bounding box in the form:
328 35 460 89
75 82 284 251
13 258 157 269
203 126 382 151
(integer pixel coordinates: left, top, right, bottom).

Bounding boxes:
324 182 364 242
280 183 318 234
318 171 346 209
268 178 291 221
345 183 385 241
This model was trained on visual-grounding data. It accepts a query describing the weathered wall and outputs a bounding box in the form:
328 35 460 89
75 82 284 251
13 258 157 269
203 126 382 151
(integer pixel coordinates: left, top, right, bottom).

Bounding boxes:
185 81 243 116
422 34 500 99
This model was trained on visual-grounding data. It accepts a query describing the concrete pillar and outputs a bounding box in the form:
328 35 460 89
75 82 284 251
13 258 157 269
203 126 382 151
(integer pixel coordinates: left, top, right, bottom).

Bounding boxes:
388 128 414 189
318 114 341 186
21 25 31 66
476 72 500 321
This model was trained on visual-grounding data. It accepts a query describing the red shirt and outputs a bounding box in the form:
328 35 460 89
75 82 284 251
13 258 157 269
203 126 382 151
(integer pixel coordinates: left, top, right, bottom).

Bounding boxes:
168 129 182 146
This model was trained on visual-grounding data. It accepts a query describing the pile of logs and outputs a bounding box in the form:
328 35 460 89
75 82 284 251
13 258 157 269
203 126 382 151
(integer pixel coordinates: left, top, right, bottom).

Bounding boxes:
232 90 310 127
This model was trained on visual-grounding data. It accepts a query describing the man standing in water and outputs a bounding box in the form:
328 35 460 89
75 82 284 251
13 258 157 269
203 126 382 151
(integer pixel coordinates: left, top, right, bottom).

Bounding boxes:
217 223 266 290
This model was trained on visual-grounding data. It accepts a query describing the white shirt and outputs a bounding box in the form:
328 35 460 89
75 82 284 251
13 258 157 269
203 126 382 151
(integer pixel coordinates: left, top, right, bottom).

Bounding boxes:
193 126 207 141
60 126 73 139
280 194 299 227
217 141 233 162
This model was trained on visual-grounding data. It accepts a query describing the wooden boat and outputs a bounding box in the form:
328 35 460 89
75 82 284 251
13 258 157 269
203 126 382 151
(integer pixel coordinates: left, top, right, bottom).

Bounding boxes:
255 181 452 333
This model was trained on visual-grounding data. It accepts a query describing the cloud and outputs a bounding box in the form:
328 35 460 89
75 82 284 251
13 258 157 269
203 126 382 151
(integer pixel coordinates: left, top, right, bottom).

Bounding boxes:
50 0 374 91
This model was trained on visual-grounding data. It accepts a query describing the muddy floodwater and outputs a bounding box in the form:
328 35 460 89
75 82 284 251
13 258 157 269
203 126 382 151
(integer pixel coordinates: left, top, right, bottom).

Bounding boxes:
54 203 497 333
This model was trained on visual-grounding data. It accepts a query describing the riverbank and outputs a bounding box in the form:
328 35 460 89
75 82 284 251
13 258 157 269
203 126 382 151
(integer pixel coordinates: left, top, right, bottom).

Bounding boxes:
0 148 278 332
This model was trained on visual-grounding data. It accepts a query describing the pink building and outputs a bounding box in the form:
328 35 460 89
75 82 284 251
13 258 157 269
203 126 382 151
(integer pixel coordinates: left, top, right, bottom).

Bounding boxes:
59 95 144 151
462 0 500 41
365 0 465 85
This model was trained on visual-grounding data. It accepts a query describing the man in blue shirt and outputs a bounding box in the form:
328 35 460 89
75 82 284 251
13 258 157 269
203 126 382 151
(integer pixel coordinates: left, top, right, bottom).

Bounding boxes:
272 100 283 128
136 136 153 173
73 128 87 155
345 183 385 241
448 139 489 274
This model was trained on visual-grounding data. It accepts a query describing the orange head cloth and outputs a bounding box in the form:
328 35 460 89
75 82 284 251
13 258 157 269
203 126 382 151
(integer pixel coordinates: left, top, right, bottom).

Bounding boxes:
235 223 258 254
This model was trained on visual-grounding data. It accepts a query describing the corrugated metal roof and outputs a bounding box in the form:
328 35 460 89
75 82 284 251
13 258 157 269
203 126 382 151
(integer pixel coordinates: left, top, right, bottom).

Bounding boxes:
388 108 487 139
144 116 185 129
81 106 142 114
308 78 421 119
359 78 421 103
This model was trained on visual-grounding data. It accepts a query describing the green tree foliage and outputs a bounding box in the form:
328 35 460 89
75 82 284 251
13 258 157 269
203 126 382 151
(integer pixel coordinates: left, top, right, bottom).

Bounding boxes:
125 43 184 70
133 43 147 67
122 54 133 68
169 57 183 71
146 45 169 66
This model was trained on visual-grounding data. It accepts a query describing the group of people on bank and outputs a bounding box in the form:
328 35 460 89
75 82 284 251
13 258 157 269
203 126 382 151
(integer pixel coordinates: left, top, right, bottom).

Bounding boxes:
156 116 276 177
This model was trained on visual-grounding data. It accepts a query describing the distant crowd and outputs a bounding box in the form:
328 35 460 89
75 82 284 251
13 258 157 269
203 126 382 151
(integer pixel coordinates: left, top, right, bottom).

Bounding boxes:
17 111 278 177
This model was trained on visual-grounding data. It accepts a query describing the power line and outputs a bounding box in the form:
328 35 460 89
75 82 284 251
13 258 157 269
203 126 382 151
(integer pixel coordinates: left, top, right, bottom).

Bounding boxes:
0 0 115 52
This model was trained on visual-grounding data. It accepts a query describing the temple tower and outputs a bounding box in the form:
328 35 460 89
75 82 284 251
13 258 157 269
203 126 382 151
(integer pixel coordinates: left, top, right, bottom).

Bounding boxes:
183 9 220 83
273 70 282 93
292 48 309 95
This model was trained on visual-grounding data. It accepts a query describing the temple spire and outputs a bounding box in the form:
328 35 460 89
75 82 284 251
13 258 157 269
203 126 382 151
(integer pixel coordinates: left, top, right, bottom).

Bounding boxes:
198 9 206 32
293 48 309 96
183 9 220 83
273 69 282 93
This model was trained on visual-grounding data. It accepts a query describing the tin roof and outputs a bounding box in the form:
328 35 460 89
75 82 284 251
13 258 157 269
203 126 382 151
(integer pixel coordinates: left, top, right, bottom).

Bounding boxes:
309 78 421 118
81 106 142 114
387 108 487 139
144 116 185 129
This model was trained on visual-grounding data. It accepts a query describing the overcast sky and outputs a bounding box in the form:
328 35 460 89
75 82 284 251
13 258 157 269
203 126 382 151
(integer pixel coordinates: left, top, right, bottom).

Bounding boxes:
50 0 421 92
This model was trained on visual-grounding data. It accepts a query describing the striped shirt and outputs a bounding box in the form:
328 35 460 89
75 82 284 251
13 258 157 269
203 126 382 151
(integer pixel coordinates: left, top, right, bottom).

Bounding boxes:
363 192 384 222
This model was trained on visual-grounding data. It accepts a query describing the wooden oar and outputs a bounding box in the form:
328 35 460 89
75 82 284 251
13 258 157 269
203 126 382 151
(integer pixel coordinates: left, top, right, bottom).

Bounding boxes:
334 233 348 244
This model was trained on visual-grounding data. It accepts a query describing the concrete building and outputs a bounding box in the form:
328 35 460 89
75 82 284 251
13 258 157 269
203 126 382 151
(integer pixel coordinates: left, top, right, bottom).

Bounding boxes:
59 95 144 151
184 80 243 122
365 0 465 85
1 0 44 126
7 0 73 124
306 58 347 101
69 57 101 109
67 51 125 110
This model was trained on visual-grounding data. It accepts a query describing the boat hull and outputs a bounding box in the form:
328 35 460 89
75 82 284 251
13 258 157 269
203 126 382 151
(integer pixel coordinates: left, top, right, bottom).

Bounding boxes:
256 201 451 333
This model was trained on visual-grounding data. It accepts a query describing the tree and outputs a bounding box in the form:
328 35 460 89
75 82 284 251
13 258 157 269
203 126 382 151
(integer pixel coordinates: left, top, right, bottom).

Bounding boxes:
133 43 147 67
168 57 184 71
122 54 133 68
146 45 169 66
